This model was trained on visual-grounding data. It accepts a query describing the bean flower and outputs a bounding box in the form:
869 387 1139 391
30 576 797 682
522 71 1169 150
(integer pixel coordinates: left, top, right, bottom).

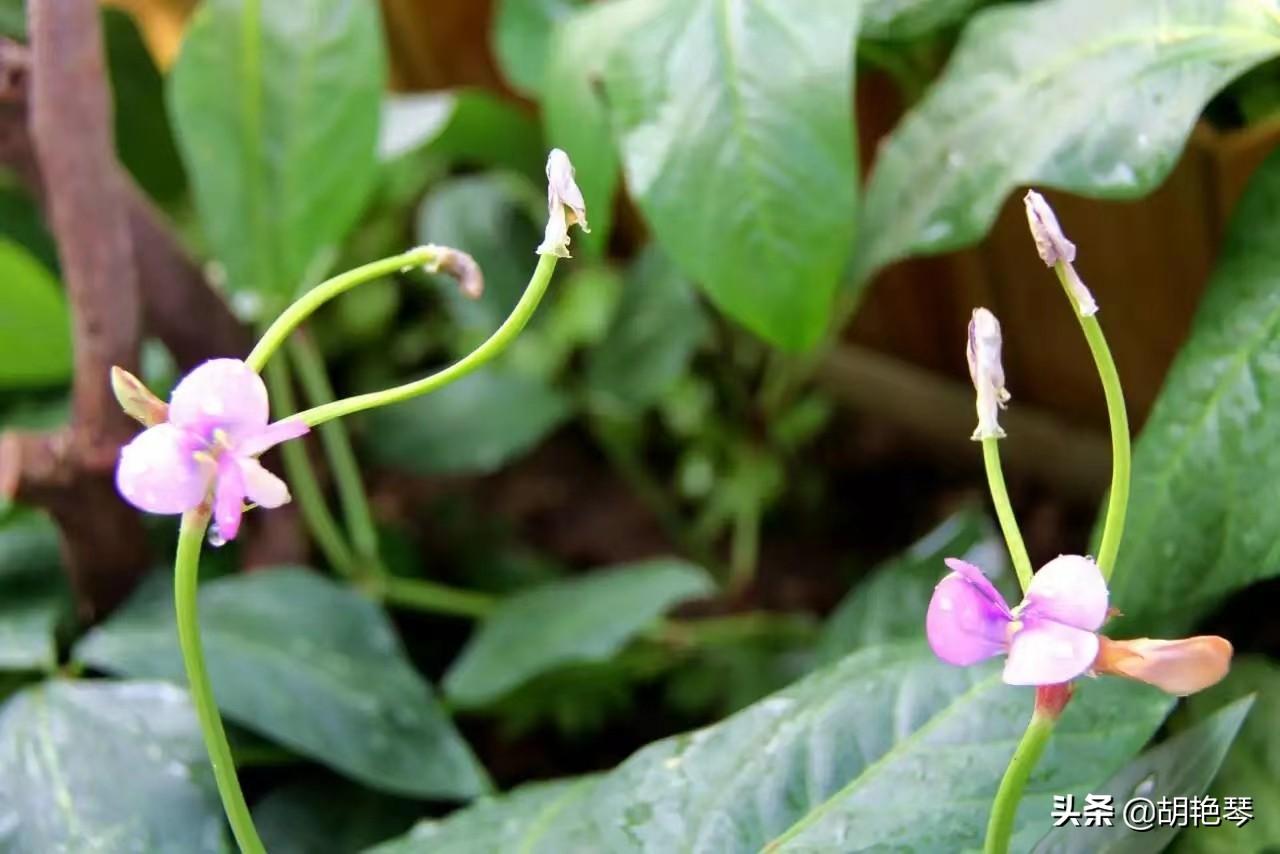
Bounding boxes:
114 359 308 545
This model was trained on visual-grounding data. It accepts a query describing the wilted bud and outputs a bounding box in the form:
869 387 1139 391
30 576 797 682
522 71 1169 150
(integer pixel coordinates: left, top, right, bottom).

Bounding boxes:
1023 190 1097 317
431 246 484 300
1094 635 1233 696
537 148 589 258
967 307 1010 440
111 366 168 427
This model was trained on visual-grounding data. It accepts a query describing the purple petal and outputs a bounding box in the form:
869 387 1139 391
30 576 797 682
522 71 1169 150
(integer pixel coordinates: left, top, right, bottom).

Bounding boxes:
169 359 269 437
1023 555 1108 631
1002 619 1099 686
927 572 1011 666
115 424 210 514
212 455 246 544
238 457 290 508
943 557 1012 617
235 418 309 458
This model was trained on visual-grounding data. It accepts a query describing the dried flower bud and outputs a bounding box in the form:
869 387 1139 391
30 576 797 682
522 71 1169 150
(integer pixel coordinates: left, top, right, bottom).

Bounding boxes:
111 366 168 427
966 307 1010 440
434 246 484 300
537 148 589 258
1093 635 1233 696
1023 189 1097 317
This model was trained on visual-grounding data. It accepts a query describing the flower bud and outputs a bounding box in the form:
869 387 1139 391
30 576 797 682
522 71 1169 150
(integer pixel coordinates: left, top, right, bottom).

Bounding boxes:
1023 190 1097 317
537 148 589 258
110 366 168 427
434 246 484 300
1093 635 1233 696
967 307 1010 440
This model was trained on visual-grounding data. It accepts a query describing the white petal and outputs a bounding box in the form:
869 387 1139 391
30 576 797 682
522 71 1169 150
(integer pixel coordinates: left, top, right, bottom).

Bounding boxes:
238 457 291 508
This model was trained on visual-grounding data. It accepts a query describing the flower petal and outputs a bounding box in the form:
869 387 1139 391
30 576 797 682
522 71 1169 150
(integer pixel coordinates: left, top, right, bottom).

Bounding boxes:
238 457 291 508
169 359 269 436
1094 636 1233 696
212 455 246 544
1003 619 1099 686
1023 554 1108 631
943 557 1012 616
115 424 209 514
927 572 1011 666
235 418 309 458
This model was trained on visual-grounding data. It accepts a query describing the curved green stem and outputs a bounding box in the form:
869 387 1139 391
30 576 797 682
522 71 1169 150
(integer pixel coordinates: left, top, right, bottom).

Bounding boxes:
375 575 496 619
984 712 1055 854
982 437 1033 592
175 510 265 854
293 254 559 427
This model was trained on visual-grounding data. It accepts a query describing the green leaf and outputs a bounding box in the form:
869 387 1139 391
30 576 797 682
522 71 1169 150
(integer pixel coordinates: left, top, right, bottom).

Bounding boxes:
75 567 489 799
1110 148 1280 633
169 0 385 300
854 0 1280 283
603 0 860 350
380 90 543 177
0 0 22 39
0 511 68 671
0 680 224 853
362 369 572 477
256 776 420 854
818 508 1007 663
584 246 709 415
0 238 71 387
379 642 1173 852
493 0 584 95
0 177 59 274
443 558 713 708
861 0 983 40
1032 697 1253 854
1173 657 1280 853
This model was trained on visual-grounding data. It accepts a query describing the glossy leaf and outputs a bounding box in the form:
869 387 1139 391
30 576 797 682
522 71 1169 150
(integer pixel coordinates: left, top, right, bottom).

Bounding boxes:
0 680 224 853
169 0 384 300
256 776 420 854
75 568 489 799
1033 697 1252 853
0 511 67 671
379 90 543 177
386 643 1172 851
493 0 584 95
862 0 983 40
363 369 572 477
855 0 1280 283
443 559 714 707
818 508 1007 663
1110 148 1280 633
0 238 71 387
603 0 860 349
584 247 708 415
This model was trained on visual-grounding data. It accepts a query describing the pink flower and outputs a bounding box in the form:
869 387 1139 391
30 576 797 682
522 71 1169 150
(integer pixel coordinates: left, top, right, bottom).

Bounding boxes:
114 359 308 545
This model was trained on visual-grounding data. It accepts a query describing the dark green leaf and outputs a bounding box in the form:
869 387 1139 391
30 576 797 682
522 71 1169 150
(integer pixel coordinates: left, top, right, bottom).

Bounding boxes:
379 90 543 177
380 642 1173 851
169 0 384 300
0 238 71 387
75 567 489 799
855 0 1280 283
861 0 983 41
1033 697 1252 854
0 680 224 853
1111 148 1280 633
0 510 68 671
256 775 421 854
584 247 708 415
443 558 713 707
363 369 572 477
0 177 59 274
603 0 860 349
818 508 1006 663
493 0 584 95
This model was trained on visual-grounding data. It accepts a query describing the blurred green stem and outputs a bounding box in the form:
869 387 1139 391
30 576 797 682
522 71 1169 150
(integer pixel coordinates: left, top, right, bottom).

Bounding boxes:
174 509 265 854
374 575 496 619
984 712 1055 854
657 612 817 647
982 437 1033 592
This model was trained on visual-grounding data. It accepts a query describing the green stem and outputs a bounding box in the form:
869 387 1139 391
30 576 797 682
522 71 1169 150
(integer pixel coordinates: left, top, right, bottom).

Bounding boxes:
376 575 496 619
287 334 383 575
728 500 761 594
984 712 1055 854
175 510 265 854
982 437 1034 592
292 254 560 427
261 356 359 577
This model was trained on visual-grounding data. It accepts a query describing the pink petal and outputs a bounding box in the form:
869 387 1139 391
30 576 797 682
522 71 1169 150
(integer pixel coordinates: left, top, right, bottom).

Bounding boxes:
943 557 1011 617
238 457 291 508
115 424 210 514
212 455 246 544
927 572 1011 666
169 359 269 436
1024 555 1108 631
1003 619 1099 686
235 418 309 458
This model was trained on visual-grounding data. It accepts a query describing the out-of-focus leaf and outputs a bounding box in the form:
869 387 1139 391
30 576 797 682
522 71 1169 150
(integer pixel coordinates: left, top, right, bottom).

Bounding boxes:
443 558 713 708
862 0 983 41
855 0 1280 283
0 179 58 274
0 0 22 39
255 776 420 854
75 568 489 800
363 369 572 477
493 0 584 95
1033 697 1252 854
0 238 71 387
105 8 185 205
169 0 384 301
1173 657 1280 853
584 246 708 415
378 643 1172 852
0 680 224 853
819 508 1006 663
379 90 542 177
0 511 67 671
1110 148 1280 634
603 0 860 350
